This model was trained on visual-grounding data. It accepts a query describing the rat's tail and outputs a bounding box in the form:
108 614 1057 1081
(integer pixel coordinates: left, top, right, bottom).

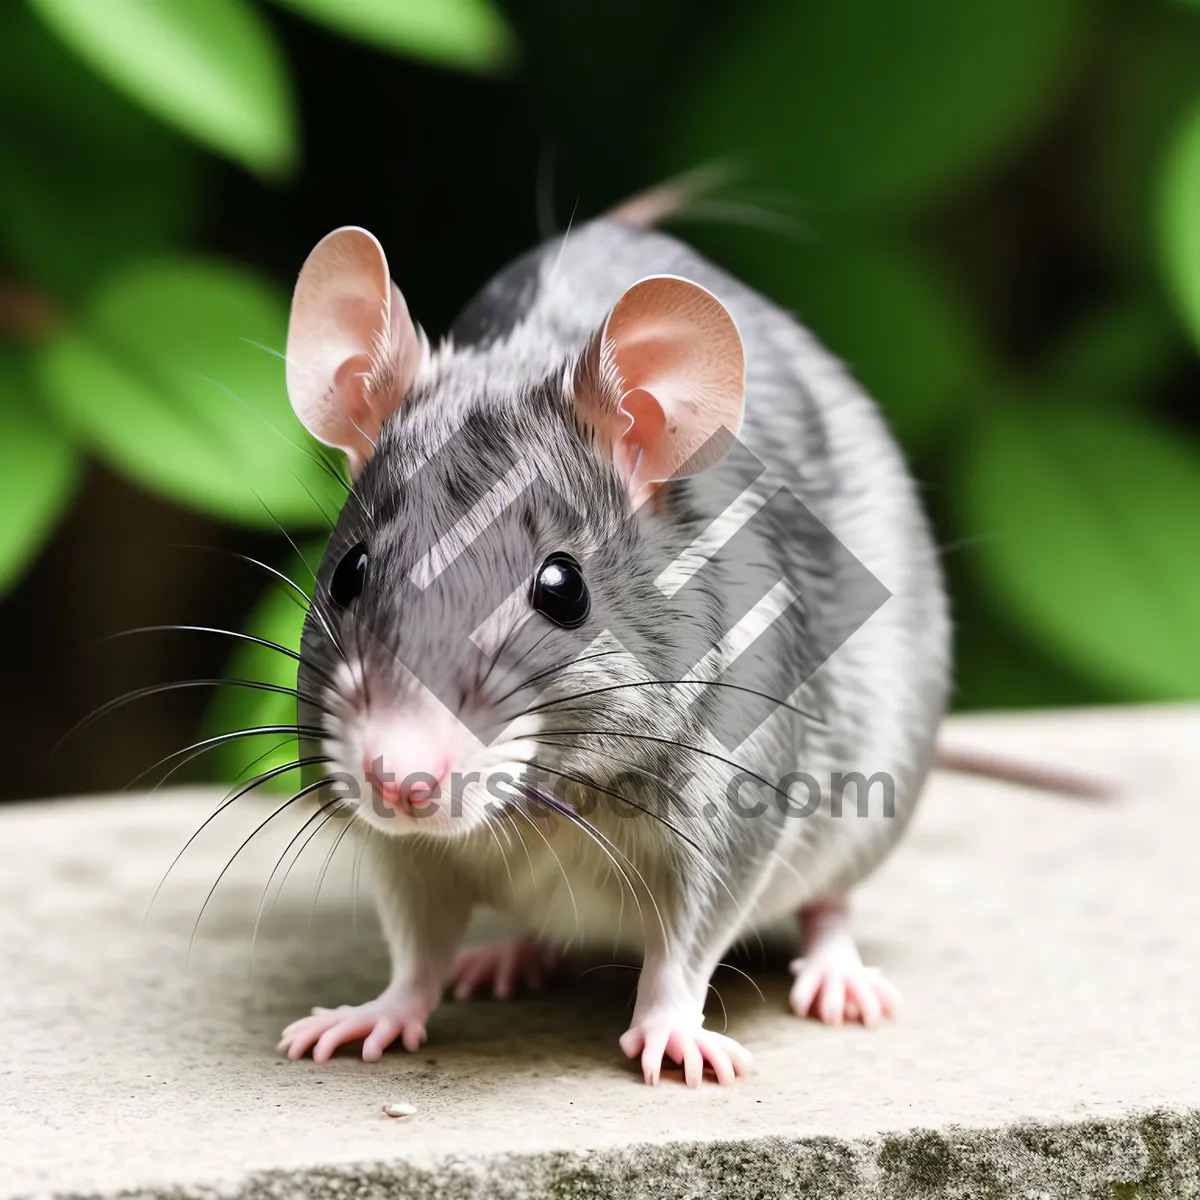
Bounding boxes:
605 165 734 227
605 164 804 239
606 167 727 227
933 746 1118 799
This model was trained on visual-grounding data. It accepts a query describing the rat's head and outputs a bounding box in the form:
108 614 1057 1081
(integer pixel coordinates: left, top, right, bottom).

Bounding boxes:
284 226 744 841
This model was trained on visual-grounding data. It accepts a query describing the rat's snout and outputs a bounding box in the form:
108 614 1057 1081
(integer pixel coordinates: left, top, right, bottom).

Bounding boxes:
354 704 472 827
363 749 449 813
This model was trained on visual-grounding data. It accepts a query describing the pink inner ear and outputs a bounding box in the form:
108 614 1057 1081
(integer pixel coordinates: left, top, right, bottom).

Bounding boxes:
599 276 745 486
615 387 668 491
332 353 379 446
615 332 684 393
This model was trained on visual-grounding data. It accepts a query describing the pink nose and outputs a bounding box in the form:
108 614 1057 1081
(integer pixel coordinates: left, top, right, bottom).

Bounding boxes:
364 754 447 812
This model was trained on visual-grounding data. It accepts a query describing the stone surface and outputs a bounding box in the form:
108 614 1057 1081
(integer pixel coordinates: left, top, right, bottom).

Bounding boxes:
2 706 1199 1199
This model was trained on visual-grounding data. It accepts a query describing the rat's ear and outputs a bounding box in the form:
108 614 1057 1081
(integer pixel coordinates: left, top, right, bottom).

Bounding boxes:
575 275 744 506
285 226 423 476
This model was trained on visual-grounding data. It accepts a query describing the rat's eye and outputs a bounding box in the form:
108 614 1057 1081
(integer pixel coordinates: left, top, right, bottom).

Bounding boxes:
330 541 369 607
531 552 589 628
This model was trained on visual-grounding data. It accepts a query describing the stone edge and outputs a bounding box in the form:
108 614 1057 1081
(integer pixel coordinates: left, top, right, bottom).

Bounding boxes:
27 1108 1200 1200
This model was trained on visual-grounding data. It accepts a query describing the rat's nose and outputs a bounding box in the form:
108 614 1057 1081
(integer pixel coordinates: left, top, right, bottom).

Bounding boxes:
364 753 449 813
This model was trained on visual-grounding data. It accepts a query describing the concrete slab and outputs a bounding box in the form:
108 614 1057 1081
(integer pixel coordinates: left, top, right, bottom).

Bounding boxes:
2 706 1199 1199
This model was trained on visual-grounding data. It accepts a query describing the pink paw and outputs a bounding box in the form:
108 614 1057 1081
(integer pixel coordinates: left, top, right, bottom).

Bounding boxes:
619 1014 752 1087
278 992 434 1062
449 939 559 1000
788 954 901 1026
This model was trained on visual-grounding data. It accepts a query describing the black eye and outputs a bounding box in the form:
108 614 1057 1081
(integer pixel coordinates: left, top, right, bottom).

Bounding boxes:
330 541 369 607
531 552 589 628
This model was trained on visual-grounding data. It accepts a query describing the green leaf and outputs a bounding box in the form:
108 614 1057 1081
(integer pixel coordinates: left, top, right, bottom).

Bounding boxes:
0 355 80 594
1095 9 1200 277
0 4 202 298
943 551 1111 711
668 0 1083 221
272 0 515 73
206 546 323 785
27 0 296 175
961 401 1200 699
1044 297 1182 401
691 230 986 457
1159 96 1200 351
951 618 1109 712
35 260 342 529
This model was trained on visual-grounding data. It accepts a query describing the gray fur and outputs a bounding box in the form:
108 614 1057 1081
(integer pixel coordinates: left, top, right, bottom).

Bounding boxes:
297 218 950 1038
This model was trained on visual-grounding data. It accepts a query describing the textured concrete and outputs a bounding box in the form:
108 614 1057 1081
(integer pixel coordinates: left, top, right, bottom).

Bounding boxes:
2 706 1200 1199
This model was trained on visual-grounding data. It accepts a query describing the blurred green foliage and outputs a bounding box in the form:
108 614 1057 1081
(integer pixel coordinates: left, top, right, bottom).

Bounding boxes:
36 259 332 526
671 0 1085 222
2 0 1200 778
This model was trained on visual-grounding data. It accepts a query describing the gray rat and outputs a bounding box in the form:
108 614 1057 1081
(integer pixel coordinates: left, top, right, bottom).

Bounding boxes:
274 208 950 1087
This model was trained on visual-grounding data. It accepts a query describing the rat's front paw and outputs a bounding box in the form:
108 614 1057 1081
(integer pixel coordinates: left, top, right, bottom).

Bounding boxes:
449 938 560 1000
619 1013 752 1087
279 989 436 1062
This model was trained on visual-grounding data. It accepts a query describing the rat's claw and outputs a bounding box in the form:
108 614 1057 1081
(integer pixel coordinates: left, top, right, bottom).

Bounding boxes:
620 1015 752 1088
449 939 560 1001
789 955 900 1026
278 993 434 1062
790 896 901 1027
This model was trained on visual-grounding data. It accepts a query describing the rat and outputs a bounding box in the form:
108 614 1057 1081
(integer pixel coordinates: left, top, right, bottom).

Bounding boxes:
271 199 963 1087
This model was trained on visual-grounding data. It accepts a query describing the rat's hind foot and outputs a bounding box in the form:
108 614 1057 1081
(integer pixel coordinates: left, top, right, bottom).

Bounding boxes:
278 985 438 1062
620 1013 753 1088
448 938 560 1000
789 896 900 1026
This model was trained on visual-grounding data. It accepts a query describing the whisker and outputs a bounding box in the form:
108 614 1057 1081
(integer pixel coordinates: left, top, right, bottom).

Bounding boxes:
157 542 349 667
707 978 730 1033
492 647 633 708
231 735 311 786
500 805 539 890
61 678 335 749
524 679 824 726
345 604 372 713
574 961 639 979
245 485 322 584
189 778 332 966
346 413 378 455
526 751 748 930
535 728 799 812
351 826 370 935
142 756 330 928
232 550 347 664
477 612 549 696
286 467 338 529
483 812 517 896
532 732 797 964
254 804 340 974
198 369 352 501
127 724 326 791
524 756 705 856
546 196 580 282
104 624 342 693
714 959 766 1006
231 349 360 512
514 780 669 955
251 793 345 964
312 442 354 496
309 813 357 927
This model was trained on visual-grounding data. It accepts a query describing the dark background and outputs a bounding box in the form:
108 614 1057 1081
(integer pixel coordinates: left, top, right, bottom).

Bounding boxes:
2 0 1199 801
